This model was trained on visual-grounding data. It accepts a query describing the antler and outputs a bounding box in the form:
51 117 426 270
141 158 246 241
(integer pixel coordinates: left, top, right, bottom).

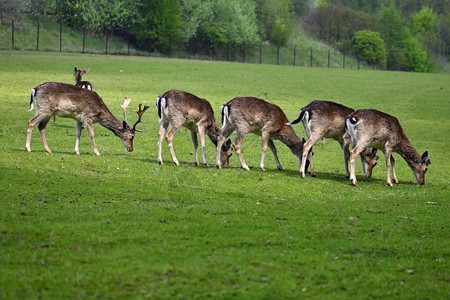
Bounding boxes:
133 103 150 132
121 97 132 123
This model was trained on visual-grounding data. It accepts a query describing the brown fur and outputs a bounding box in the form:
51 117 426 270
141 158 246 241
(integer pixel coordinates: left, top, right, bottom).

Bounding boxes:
215 97 306 172
74 67 93 90
26 82 143 156
289 100 379 178
346 109 430 186
156 90 232 167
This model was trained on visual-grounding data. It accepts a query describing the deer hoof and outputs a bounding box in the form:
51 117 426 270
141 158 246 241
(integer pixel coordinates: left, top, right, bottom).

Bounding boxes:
215 164 221 169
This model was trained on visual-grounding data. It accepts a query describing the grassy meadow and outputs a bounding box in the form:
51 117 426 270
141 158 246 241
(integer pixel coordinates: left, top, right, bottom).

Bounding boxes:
0 51 449 299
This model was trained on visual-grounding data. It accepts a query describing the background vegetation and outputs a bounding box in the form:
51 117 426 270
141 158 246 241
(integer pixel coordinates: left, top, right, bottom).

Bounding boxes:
0 51 449 298
0 0 449 71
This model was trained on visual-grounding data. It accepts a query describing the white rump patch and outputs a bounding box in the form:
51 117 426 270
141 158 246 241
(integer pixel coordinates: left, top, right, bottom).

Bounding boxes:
157 97 167 124
221 105 229 129
28 88 36 111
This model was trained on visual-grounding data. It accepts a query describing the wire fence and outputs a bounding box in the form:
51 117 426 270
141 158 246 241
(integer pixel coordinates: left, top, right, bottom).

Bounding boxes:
0 18 372 70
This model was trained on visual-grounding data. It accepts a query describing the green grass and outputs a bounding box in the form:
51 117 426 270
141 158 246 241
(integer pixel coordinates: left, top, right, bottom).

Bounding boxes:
0 51 449 299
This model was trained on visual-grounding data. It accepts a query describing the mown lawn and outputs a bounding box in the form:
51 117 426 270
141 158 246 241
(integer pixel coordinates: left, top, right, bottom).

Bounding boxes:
0 51 448 299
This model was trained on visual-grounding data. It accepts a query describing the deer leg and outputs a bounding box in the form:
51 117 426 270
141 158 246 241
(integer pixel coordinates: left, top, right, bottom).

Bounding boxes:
197 126 209 167
268 139 283 171
215 126 234 169
157 123 168 164
260 132 270 171
349 141 370 186
26 114 47 152
74 121 83 155
340 139 350 178
165 126 181 166
233 133 249 171
85 122 100 156
391 155 398 184
190 129 200 166
384 148 393 187
38 117 52 154
300 135 321 178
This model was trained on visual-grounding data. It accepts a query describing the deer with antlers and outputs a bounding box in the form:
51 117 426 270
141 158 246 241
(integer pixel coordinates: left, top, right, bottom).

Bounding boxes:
345 109 430 186
26 82 148 155
288 100 379 179
215 97 307 173
156 90 233 167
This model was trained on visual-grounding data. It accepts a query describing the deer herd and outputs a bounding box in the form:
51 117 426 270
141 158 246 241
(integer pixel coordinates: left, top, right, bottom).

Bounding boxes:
25 67 430 186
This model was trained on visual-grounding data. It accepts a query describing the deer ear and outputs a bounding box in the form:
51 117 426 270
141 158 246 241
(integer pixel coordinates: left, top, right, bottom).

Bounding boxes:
421 151 428 161
302 137 306 143
123 120 131 130
83 68 90 74
74 67 78 73
372 148 378 155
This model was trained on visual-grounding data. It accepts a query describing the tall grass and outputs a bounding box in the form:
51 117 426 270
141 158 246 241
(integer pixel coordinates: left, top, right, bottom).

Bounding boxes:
0 51 448 298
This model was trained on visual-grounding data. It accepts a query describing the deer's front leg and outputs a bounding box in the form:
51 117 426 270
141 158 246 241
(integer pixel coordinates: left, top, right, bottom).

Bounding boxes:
268 139 283 171
74 121 83 155
190 129 200 166
165 126 180 166
391 154 398 184
85 122 100 156
384 148 393 187
197 127 209 167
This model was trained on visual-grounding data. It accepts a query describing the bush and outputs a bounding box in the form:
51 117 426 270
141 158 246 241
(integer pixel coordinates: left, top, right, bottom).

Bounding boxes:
352 30 386 68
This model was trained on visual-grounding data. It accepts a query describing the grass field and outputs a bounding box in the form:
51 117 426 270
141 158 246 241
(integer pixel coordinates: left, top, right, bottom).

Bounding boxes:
0 50 449 299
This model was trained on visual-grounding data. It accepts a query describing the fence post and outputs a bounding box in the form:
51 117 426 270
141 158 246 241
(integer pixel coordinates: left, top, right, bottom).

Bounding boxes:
277 46 280 65
36 18 40 51
328 49 330 68
82 28 86 53
11 20 14 50
310 47 313 67
59 22 62 52
293 46 296 66
343 52 346 69
243 42 246 63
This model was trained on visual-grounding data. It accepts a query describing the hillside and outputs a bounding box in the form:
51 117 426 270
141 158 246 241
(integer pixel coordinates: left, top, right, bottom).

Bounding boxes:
0 16 369 70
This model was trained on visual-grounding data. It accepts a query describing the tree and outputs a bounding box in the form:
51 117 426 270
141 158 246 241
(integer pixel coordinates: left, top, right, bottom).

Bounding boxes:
352 30 387 68
411 6 438 54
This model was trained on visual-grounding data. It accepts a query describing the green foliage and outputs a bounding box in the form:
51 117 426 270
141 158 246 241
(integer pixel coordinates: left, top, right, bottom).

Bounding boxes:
259 0 294 48
0 51 449 298
352 30 386 67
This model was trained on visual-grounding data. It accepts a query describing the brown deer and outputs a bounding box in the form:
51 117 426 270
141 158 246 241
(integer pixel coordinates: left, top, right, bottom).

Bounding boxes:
156 90 232 167
345 109 430 186
288 100 379 179
26 82 149 155
215 97 307 173
74 67 93 90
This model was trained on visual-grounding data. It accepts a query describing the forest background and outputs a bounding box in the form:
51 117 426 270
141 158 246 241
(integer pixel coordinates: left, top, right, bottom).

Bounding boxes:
1 0 449 72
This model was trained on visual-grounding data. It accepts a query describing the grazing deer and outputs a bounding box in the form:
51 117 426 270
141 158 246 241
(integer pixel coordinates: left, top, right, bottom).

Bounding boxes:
74 67 93 90
345 109 430 186
156 90 232 167
26 82 149 155
288 100 379 179
215 97 307 173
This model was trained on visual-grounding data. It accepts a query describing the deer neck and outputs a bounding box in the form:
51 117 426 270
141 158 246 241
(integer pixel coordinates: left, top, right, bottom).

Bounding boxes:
98 110 124 137
279 127 303 156
396 139 421 169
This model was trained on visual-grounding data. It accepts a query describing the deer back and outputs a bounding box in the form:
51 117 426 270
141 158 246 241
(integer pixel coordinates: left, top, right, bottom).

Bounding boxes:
158 90 217 128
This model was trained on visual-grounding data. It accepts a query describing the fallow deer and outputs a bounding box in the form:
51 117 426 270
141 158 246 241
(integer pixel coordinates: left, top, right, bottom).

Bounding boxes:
156 90 232 167
288 100 379 178
215 97 307 173
345 109 430 186
26 82 149 155
74 67 93 90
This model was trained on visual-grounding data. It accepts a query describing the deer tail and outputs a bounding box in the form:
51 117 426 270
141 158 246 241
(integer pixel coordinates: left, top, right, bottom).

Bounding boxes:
28 88 36 111
221 105 230 129
286 108 306 126
156 96 167 124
